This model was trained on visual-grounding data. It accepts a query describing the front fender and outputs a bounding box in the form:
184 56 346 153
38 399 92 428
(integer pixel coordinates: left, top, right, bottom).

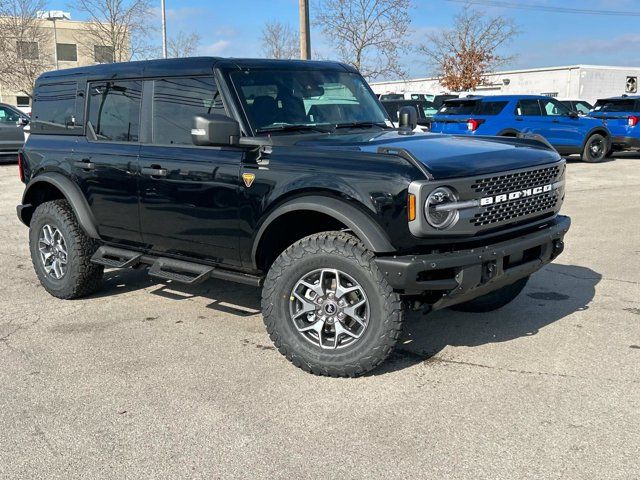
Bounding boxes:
19 172 100 239
251 195 396 268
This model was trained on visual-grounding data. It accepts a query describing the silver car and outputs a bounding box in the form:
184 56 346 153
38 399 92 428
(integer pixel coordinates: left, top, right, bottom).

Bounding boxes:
0 102 29 157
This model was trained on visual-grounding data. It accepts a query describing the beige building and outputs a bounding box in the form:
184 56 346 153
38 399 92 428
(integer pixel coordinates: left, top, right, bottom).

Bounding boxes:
0 12 123 111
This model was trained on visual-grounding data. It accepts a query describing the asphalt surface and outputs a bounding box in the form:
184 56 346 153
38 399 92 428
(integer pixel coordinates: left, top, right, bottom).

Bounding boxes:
0 155 639 479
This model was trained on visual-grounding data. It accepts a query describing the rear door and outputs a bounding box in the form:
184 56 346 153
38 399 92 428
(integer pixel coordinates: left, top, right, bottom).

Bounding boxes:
73 80 143 244
137 76 243 266
0 105 26 152
513 98 548 138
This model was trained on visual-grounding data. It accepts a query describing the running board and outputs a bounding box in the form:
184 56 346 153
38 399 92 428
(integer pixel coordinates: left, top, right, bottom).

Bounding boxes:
91 246 143 269
91 245 263 287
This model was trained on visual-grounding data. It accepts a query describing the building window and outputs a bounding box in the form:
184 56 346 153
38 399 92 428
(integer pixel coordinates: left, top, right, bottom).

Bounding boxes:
17 41 39 60
56 43 77 62
16 96 30 107
88 81 142 142
94 45 115 64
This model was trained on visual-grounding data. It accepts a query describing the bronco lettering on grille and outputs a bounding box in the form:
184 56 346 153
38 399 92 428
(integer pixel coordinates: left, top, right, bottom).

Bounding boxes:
480 184 553 206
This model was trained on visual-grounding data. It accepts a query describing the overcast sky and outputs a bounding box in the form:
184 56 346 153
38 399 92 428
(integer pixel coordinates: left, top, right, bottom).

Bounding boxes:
62 0 640 80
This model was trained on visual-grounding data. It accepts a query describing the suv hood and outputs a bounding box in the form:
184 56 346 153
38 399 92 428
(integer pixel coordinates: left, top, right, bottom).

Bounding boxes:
296 131 561 179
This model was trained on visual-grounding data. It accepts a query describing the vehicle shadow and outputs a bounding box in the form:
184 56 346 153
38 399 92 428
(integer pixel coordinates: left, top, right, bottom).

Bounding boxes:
95 262 600 376
374 263 601 375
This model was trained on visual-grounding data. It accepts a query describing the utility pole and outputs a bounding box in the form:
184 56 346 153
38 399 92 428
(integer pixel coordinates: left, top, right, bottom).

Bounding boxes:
298 0 311 60
161 0 168 59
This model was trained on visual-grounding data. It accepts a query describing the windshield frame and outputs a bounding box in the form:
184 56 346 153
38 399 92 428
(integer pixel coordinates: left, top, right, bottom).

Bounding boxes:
222 66 392 136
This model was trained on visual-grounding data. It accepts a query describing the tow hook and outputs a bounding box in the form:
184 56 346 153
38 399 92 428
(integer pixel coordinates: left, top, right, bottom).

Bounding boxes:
552 239 565 259
482 260 498 283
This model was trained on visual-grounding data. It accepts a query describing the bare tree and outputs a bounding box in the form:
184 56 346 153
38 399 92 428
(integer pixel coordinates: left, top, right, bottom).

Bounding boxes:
167 31 201 58
261 20 297 59
0 0 53 98
314 0 411 80
419 9 518 91
73 0 154 62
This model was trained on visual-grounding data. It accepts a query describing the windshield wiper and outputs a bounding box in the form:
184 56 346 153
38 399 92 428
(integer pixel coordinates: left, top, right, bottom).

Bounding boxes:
332 121 391 130
256 124 333 134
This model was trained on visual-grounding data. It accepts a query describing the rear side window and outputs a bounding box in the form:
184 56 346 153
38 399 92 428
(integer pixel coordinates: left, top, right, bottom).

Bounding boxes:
438 100 478 115
88 80 142 142
152 77 224 146
515 99 542 116
32 82 81 134
593 99 638 113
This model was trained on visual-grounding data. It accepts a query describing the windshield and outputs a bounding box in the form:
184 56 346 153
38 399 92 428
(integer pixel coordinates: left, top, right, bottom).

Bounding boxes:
229 69 390 133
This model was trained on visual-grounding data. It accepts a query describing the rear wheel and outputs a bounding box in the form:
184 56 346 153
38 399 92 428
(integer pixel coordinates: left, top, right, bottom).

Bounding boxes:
582 134 608 163
261 232 403 377
450 276 529 313
29 200 104 299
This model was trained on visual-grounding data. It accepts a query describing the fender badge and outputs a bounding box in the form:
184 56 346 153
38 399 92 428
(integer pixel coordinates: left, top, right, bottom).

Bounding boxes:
242 173 255 188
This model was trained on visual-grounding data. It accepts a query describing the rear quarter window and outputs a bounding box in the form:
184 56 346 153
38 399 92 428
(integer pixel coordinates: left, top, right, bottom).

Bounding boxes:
31 81 83 134
475 101 508 115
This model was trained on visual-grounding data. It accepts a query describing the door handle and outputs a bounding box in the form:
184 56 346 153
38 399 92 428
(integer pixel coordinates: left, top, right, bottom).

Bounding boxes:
515 117 523 121
74 159 95 170
141 166 168 177
552 119 560 123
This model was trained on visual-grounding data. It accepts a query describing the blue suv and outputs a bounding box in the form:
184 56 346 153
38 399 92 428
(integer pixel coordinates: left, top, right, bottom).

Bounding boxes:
588 95 640 153
431 95 611 162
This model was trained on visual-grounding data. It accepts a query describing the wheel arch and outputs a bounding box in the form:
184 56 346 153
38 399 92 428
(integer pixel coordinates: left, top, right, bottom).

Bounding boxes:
19 172 100 239
581 127 611 151
497 128 520 137
251 196 395 271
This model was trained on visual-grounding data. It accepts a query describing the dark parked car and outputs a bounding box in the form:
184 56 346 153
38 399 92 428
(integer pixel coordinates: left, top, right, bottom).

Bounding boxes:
17 58 570 376
0 102 29 156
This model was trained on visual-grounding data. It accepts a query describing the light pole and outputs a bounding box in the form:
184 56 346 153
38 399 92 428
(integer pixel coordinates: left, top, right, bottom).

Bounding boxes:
299 0 310 60
43 11 68 70
161 0 168 59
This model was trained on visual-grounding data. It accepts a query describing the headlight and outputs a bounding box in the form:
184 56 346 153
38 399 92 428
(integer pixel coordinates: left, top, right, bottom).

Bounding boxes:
425 187 459 229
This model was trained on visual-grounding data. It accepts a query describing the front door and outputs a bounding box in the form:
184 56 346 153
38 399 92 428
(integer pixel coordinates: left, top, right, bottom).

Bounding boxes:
539 97 582 150
0 105 26 152
137 76 243 266
73 80 143 244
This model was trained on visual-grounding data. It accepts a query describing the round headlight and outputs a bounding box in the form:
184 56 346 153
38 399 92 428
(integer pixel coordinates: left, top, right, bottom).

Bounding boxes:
425 187 459 229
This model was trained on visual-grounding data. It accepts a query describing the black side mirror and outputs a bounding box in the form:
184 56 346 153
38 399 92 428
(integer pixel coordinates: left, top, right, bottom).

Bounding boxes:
568 110 579 119
398 106 417 133
18 117 29 126
191 114 240 146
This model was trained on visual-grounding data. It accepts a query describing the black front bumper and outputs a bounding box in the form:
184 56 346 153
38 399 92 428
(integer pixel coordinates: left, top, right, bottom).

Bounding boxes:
375 215 571 310
612 136 640 150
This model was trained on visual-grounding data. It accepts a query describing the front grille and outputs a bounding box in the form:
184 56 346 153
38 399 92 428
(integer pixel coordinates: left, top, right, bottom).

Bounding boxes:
471 165 561 196
472 192 559 226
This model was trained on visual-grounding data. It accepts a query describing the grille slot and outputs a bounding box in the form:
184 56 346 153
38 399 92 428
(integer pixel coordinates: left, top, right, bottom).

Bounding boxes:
471 165 560 196
473 192 559 226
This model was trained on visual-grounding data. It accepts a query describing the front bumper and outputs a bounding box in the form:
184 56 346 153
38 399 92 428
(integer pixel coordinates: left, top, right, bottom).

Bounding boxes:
375 215 571 310
612 136 640 150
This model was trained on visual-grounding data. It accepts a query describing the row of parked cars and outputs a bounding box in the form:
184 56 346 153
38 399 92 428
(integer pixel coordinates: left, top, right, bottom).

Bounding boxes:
379 92 640 162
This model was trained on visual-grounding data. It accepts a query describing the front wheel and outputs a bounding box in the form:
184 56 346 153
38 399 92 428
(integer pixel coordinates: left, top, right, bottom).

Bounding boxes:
582 134 608 163
261 232 404 377
450 276 529 313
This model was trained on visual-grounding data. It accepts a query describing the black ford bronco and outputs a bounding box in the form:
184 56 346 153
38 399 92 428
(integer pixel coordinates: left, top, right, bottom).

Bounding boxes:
17 58 570 376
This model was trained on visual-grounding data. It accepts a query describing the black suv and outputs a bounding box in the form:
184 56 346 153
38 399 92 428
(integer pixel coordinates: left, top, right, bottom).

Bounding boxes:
17 58 570 376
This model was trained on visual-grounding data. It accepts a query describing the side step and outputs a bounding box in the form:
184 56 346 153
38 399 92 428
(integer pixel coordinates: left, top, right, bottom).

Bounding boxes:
91 245 263 287
91 246 143 269
148 258 213 285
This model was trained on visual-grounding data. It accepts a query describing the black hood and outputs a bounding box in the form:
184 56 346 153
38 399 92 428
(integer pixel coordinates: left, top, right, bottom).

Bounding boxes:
296 131 562 179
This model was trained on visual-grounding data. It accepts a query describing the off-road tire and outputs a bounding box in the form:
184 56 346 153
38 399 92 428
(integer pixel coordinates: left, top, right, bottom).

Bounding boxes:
450 276 529 313
29 199 104 299
582 133 608 163
261 232 403 377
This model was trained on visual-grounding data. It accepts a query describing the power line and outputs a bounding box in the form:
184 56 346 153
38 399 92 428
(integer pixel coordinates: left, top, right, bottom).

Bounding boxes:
443 0 640 17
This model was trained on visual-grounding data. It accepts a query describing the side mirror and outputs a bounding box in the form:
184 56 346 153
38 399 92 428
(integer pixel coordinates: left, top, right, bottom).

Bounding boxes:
568 110 579 119
191 114 240 146
398 106 417 133
18 117 29 126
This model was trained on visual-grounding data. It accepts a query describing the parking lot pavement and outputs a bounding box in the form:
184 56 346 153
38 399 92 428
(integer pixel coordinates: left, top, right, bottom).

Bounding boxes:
0 156 638 480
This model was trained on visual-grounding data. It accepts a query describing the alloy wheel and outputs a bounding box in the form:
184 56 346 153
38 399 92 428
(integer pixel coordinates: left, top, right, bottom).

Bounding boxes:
38 224 68 279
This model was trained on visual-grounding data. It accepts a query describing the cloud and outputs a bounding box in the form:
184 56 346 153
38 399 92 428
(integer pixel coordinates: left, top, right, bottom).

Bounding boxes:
201 40 232 56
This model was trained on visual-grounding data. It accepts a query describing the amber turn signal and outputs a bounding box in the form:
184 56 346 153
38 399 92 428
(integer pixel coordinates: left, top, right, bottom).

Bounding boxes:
408 193 416 221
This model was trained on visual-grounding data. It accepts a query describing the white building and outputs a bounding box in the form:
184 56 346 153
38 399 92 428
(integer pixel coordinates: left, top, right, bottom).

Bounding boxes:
370 65 640 104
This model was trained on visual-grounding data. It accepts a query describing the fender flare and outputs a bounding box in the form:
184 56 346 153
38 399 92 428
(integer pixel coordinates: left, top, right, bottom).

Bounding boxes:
21 172 100 239
251 196 396 268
